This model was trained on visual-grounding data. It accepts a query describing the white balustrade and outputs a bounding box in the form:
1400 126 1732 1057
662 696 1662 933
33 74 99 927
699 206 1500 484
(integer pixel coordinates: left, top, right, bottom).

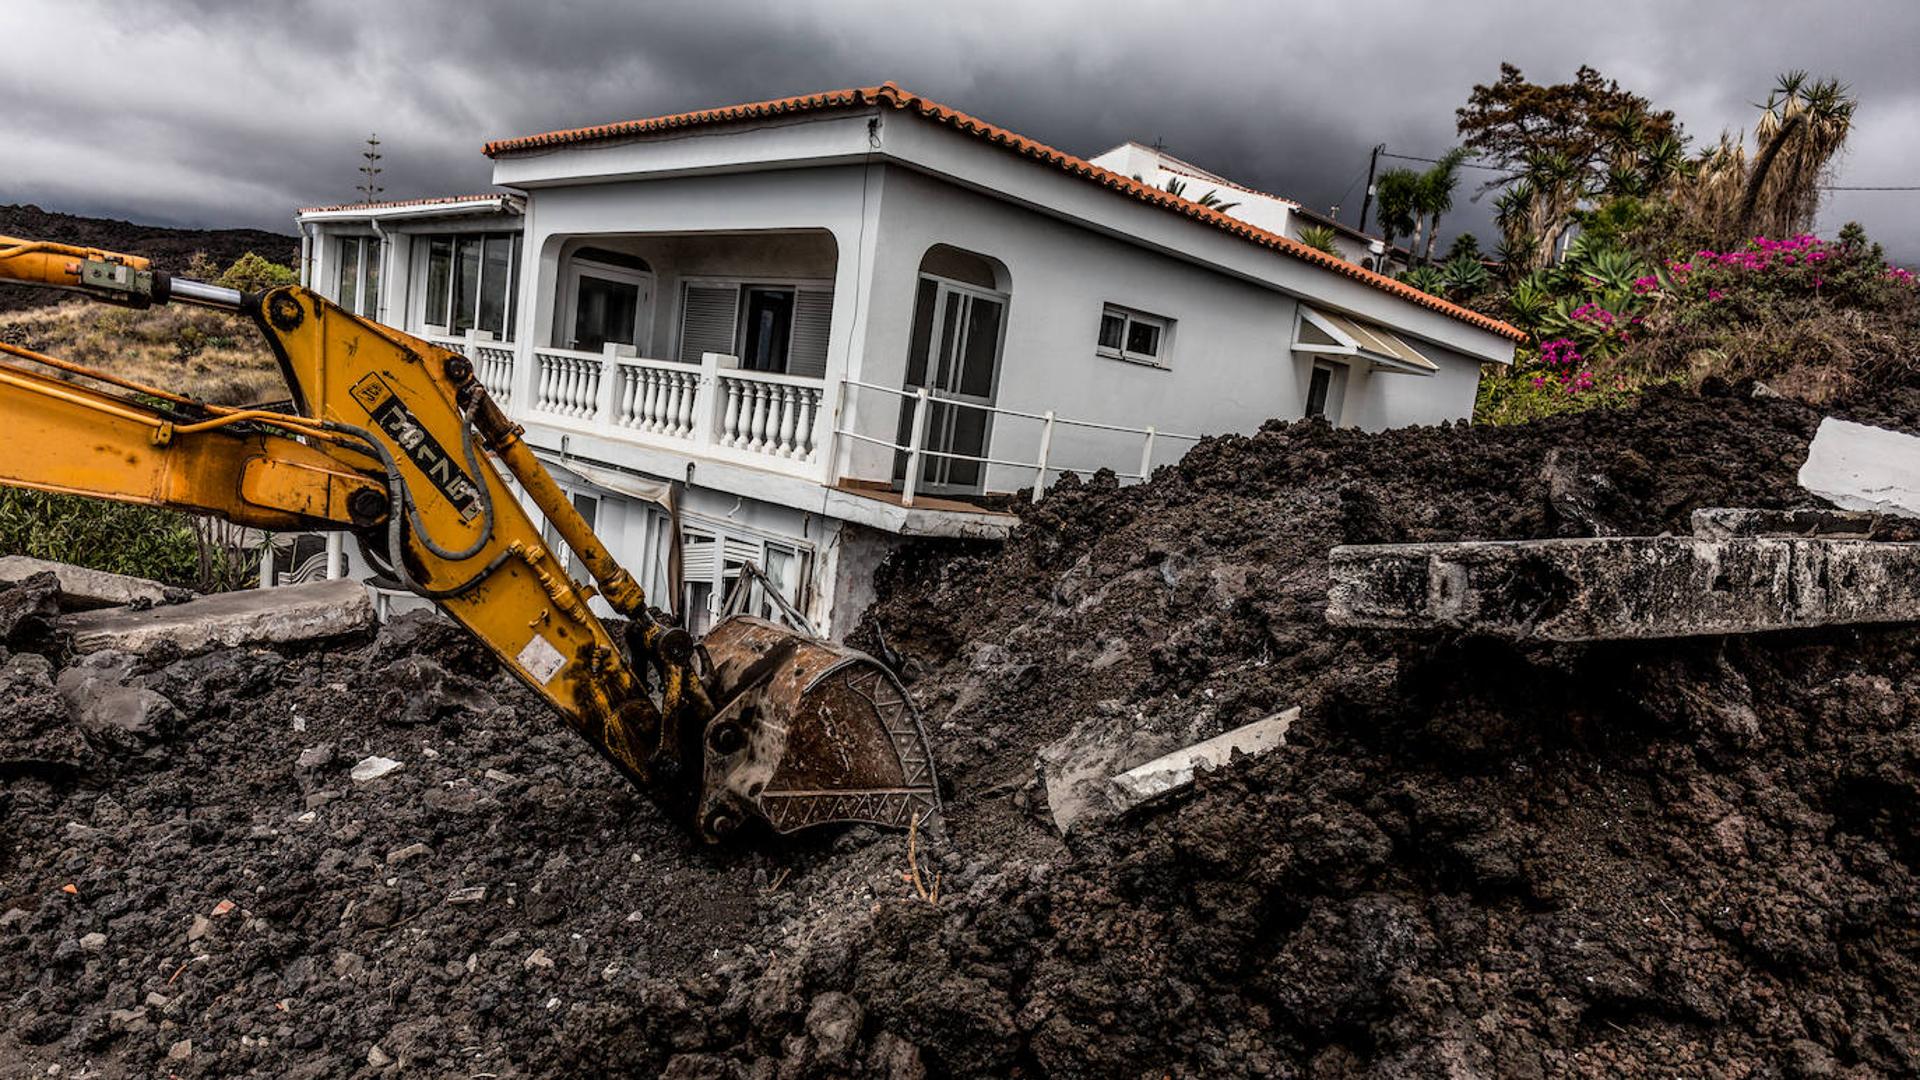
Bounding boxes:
716 371 822 461
533 348 604 419
615 361 701 439
473 345 515 404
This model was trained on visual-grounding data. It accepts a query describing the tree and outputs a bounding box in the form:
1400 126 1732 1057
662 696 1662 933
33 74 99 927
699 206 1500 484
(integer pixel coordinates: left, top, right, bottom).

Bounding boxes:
1160 176 1240 214
1739 73 1855 239
1457 64 1683 269
216 252 298 292
1413 149 1468 264
1372 168 1422 252
358 133 384 204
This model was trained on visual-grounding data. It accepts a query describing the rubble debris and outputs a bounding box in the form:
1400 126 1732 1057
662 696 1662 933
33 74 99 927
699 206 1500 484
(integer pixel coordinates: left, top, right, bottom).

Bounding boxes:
6 381 1920 1076
58 577 375 657
1109 708 1296 812
0 650 89 773
0 554 184 610
0 568 59 647
1798 416 1920 517
349 755 403 782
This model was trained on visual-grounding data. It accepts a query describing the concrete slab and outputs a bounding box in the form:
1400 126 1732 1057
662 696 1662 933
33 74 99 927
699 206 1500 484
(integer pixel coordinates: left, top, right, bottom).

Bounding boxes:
59 579 376 657
1037 712 1190 835
1688 507 1920 541
1109 709 1296 813
0 556 185 611
1799 417 1920 518
1328 536 1920 641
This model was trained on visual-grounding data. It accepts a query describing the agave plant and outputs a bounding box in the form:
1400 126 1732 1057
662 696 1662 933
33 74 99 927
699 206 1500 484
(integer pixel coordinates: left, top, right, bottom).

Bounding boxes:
1296 224 1342 257
1439 253 1491 299
1504 277 1556 331
1398 266 1446 295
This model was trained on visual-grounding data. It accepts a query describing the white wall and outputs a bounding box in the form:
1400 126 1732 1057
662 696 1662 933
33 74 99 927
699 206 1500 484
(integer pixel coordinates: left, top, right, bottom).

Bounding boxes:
846 165 1489 492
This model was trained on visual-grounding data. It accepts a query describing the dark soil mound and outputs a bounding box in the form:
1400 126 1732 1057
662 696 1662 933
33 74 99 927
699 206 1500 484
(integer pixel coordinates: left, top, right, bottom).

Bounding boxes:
3 377 1920 1077
0 204 297 313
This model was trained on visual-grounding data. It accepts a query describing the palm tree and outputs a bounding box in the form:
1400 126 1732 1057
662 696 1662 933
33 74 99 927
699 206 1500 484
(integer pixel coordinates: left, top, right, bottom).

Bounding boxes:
1373 168 1422 253
1160 176 1240 214
1737 72 1854 239
1413 149 1469 265
1295 224 1342 257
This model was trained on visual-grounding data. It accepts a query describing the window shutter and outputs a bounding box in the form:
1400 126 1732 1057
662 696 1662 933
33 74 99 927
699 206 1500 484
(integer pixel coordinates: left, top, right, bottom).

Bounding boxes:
679 285 740 363
722 536 761 567
681 528 717 583
787 289 834 378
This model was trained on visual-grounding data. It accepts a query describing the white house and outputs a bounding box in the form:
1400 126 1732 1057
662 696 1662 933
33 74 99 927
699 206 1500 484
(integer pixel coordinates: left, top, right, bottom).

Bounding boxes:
294 83 1521 639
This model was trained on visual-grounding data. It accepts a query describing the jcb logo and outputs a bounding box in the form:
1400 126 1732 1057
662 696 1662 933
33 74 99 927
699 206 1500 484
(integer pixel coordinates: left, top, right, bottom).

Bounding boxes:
350 373 482 522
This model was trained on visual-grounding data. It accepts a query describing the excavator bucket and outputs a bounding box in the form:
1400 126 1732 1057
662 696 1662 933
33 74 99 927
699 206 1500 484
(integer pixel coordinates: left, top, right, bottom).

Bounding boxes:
693 616 941 838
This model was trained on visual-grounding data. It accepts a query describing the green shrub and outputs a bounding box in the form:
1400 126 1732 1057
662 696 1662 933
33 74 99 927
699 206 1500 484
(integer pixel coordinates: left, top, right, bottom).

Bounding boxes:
0 489 256 591
215 252 297 292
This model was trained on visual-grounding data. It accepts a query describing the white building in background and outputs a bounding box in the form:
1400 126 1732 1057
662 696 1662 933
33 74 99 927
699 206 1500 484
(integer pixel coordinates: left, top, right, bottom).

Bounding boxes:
295 83 1520 639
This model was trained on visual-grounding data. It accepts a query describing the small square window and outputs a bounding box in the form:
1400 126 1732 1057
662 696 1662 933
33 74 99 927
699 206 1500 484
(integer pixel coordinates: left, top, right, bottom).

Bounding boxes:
1097 304 1172 367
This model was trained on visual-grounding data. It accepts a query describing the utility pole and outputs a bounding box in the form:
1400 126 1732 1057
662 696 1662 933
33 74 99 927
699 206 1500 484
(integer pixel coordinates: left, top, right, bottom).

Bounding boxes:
358 134 384 204
1357 143 1384 235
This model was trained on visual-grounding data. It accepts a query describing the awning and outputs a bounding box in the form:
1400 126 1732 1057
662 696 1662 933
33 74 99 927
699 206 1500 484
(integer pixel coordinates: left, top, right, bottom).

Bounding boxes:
1294 307 1439 375
538 455 674 509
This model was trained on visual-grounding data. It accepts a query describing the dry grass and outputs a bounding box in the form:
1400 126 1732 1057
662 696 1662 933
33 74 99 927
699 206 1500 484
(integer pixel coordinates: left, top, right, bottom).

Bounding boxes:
0 299 282 406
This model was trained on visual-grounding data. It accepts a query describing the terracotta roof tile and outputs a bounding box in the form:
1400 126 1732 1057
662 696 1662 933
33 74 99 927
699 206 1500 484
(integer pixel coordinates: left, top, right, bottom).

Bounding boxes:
483 85 1525 342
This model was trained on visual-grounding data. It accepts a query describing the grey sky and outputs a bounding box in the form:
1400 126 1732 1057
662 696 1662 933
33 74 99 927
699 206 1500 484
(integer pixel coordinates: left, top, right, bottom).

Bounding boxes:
4 1 1917 258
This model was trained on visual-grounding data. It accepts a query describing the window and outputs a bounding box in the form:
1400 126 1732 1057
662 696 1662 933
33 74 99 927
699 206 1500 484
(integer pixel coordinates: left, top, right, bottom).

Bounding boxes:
421 231 521 340
678 281 833 377
1096 304 1170 366
740 286 796 372
335 236 380 318
1306 361 1347 424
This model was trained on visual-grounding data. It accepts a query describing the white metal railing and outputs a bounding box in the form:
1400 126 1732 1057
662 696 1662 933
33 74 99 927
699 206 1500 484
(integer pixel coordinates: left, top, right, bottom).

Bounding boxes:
717 369 822 460
836 379 1202 506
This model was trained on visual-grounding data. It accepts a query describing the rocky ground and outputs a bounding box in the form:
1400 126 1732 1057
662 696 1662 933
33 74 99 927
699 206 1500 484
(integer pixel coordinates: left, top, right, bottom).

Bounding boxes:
3 375 1920 1077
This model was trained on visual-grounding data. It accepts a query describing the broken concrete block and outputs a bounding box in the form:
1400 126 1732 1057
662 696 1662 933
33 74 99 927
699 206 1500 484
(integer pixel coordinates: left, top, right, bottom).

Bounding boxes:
56 656 175 743
58 579 375 657
1037 712 1192 834
1328 536 1920 641
0 571 61 648
0 555 184 611
1109 709 1296 812
351 756 403 783
1689 507 1920 541
1799 417 1920 518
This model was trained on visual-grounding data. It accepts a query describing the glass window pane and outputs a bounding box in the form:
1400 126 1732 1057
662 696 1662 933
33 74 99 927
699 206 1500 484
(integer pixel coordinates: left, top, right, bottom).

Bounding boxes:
425 237 451 327
932 292 963 389
1098 312 1125 351
905 277 938 387
1126 319 1160 357
1306 366 1331 417
958 296 1002 397
362 241 379 318
337 239 359 313
480 235 511 336
452 237 480 332
740 287 795 373
505 236 522 341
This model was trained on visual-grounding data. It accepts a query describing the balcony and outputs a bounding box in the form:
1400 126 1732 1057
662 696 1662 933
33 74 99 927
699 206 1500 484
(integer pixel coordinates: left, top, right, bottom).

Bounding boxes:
428 332 829 482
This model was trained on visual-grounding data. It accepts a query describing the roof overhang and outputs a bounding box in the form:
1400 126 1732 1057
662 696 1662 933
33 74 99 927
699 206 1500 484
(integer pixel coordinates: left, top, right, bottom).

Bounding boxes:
1294 306 1442 375
296 193 524 225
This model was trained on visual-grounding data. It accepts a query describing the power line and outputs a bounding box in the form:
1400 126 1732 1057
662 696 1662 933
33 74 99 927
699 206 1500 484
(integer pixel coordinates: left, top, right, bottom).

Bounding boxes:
1382 148 1920 191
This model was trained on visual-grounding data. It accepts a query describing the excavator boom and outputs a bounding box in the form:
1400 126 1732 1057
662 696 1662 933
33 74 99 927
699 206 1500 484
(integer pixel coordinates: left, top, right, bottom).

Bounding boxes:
0 235 939 841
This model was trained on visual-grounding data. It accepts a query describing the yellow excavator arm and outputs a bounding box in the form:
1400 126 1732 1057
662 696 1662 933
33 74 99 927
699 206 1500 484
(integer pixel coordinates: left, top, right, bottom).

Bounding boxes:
0 235 938 841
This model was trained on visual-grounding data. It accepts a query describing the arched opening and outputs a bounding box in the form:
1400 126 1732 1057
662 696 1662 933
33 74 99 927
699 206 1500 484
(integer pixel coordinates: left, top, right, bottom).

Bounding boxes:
896 244 1012 494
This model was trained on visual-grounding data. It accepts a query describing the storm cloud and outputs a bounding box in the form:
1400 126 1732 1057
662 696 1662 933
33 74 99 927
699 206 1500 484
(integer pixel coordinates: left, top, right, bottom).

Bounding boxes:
4 1 1917 258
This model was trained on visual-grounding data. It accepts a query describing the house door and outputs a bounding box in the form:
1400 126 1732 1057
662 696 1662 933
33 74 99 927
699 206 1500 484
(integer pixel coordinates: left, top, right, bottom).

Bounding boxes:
894 275 1007 493
562 259 653 353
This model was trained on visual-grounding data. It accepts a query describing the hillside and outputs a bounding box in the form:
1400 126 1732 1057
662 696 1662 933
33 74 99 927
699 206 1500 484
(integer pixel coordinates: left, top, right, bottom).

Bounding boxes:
0 204 297 313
